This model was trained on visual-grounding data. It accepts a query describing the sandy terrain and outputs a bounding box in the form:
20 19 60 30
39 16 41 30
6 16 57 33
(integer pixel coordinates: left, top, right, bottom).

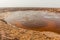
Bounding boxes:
0 8 60 40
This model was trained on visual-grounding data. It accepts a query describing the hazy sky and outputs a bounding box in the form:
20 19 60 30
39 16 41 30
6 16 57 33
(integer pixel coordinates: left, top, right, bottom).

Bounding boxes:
0 0 60 7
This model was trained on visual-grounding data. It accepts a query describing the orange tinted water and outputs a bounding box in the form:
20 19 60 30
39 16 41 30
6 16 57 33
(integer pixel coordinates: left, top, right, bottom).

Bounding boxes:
4 10 60 34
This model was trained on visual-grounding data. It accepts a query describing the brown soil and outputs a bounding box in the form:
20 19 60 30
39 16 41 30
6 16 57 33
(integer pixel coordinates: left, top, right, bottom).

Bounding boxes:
0 8 60 40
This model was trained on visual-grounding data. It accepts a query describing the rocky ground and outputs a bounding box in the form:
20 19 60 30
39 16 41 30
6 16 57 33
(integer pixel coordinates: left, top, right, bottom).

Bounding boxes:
0 9 60 40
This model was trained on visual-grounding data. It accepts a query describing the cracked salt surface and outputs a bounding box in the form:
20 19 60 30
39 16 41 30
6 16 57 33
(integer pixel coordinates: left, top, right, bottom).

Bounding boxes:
4 11 60 22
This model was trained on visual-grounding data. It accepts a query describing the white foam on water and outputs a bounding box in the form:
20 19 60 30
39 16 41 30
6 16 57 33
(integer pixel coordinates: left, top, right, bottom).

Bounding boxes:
4 11 60 27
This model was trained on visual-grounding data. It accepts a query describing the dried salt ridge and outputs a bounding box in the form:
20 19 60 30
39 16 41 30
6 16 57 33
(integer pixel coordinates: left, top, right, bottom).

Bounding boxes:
0 12 11 20
4 11 60 33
